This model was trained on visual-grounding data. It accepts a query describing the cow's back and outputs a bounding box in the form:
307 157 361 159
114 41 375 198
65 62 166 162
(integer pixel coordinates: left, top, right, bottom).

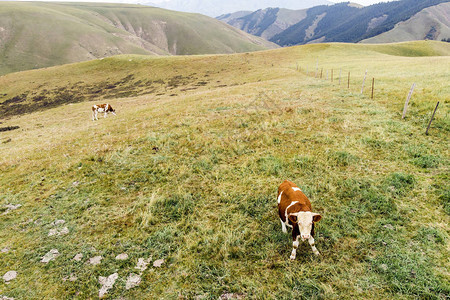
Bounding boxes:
278 180 312 222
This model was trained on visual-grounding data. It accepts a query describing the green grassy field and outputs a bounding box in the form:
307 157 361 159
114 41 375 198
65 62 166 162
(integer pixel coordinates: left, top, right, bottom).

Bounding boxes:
0 41 449 299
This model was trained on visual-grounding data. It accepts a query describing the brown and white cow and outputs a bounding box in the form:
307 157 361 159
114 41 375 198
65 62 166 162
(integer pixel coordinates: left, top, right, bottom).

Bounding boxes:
277 180 322 259
92 103 116 121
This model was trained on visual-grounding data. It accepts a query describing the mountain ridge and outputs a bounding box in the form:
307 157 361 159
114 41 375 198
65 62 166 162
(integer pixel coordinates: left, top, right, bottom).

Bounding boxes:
218 0 450 46
361 2 450 43
217 7 307 40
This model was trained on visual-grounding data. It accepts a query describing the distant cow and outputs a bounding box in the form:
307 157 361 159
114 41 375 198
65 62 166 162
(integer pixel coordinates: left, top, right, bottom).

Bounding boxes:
277 180 322 260
92 103 116 121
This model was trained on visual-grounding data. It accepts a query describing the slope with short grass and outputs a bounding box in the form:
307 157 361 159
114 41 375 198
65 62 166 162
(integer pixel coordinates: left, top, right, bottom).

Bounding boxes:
0 1 277 75
0 41 449 299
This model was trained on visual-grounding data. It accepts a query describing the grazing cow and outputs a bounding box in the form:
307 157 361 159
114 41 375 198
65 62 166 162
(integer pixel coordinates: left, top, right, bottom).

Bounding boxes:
277 180 322 260
92 103 116 121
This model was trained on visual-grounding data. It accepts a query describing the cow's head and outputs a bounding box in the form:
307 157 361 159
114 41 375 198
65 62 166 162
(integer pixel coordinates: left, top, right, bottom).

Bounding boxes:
107 105 116 115
288 212 321 240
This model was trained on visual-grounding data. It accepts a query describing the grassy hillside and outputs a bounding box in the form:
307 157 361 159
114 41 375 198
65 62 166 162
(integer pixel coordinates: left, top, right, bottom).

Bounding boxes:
0 2 277 76
361 2 450 44
0 41 449 299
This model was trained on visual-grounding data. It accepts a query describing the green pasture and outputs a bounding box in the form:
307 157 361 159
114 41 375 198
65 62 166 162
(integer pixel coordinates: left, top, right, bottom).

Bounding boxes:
0 41 448 299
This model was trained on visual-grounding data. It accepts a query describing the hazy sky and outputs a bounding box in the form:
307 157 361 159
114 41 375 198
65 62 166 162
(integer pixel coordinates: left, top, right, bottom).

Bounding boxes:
148 0 394 4
147 0 394 5
10 0 396 5
329 0 394 5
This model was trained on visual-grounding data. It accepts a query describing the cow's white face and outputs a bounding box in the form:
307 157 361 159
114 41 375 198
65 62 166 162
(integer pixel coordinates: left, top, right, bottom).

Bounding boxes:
289 212 321 240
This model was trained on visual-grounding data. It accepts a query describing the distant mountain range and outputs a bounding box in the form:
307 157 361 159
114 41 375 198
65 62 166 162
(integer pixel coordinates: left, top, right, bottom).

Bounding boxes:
145 0 332 18
218 0 450 45
217 8 308 40
0 2 277 75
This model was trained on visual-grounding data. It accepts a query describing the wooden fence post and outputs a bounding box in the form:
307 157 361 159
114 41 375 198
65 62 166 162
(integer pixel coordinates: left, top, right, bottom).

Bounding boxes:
371 78 374 99
426 102 440 135
316 60 318 78
402 83 416 119
361 69 367 94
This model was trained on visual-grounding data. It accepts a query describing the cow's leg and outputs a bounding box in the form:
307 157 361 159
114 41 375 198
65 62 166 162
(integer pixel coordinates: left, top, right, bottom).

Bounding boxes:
290 236 299 260
290 225 300 260
94 110 98 121
280 219 287 233
92 111 95 121
104 111 107 118
308 236 320 255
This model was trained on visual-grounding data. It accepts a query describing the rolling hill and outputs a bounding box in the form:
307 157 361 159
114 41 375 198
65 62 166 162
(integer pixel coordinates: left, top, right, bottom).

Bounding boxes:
0 2 277 75
0 41 449 299
218 0 450 46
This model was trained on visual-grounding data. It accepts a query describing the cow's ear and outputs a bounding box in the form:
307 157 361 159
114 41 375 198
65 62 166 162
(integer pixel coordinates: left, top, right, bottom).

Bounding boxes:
288 214 298 223
312 213 322 223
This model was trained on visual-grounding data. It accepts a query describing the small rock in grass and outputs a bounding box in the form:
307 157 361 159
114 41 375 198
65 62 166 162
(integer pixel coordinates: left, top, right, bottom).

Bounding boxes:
48 229 58 236
1 247 10 253
2 204 21 215
59 227 69 235
41 249 60 263
125 273 141 290
220 293 246 300
73 253 83 261
3 271 17 283
20 219 33 226
48 227 69 236
5 204 21 210
153 259 164 268
51 220 65 226
135 257 151 272
98 273 118 298
69 274 77 282
1 295 15 300
89 256 103 265
383 224 394 230
115 253 129 260
62 273 77 282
